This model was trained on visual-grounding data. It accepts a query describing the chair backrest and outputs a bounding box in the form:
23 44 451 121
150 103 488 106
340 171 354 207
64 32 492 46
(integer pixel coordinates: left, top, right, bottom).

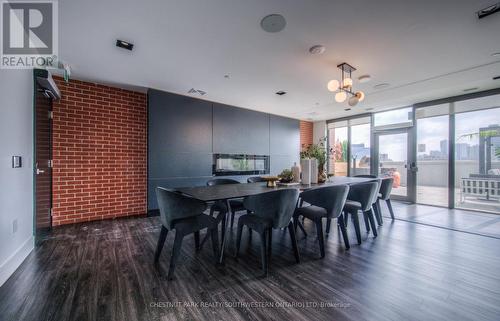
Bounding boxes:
347 181 379 212
299 185 350 219
156 187 206 229
207 178 240 186
247 176 265 183
379 177 394 200
243 189 299 229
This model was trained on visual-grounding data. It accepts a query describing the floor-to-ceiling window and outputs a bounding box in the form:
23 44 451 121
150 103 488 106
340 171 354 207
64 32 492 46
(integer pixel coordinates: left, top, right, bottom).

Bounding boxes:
454 95 500 214
415 105 449 207
349 117 371 176
327 121 348 176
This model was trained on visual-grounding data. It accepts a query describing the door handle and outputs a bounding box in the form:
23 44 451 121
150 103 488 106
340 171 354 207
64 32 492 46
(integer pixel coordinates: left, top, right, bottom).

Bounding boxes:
36 168 45 174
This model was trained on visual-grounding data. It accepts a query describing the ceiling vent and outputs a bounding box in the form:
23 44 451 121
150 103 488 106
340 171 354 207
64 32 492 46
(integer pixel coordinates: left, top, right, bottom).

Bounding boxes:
116 39 134 51
188 88 206 96
477 2 500 19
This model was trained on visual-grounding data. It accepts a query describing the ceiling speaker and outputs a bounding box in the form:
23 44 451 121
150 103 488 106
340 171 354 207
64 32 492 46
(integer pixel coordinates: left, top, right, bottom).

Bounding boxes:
261 14 286 33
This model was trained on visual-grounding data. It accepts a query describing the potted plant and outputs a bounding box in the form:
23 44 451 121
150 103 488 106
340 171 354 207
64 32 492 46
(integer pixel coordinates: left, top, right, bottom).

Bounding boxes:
301 137 332 183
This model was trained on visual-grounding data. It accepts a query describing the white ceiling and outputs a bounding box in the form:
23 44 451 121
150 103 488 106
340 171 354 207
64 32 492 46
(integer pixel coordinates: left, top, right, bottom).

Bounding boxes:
59 0 500 121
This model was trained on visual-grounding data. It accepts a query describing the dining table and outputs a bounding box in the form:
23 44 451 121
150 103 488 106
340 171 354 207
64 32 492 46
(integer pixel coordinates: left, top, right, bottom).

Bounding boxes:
176 176 378 263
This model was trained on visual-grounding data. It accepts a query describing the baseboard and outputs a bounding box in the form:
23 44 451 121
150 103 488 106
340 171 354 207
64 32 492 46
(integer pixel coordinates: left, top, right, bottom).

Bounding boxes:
0 236 34 287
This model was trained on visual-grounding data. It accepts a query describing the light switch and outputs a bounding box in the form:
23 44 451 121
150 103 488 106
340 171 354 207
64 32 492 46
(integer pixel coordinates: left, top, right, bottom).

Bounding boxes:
12 156 22 168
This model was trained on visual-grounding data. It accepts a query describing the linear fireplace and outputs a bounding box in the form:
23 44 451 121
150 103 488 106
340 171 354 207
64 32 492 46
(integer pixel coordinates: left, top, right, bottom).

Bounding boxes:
212 154 270 176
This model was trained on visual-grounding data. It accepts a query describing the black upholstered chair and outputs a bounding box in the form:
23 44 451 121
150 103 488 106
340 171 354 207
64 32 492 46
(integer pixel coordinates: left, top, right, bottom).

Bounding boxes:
154 187 219 280
294 185 350 256
247 176 265 183
235 189 300 276
377 177 395 220
353 175 383 226
343 181 380 244
206 178 247 230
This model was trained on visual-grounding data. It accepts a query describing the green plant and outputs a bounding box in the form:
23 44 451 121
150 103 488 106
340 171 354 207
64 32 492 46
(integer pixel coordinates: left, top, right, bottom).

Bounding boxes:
278 169 294 182
300 137 331 167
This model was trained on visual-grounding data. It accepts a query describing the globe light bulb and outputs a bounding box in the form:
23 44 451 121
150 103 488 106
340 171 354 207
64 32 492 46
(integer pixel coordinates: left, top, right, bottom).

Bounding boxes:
343 78 353 88
348 96 359 107
327 79 340 92
355 91 365 102
335 91 347 103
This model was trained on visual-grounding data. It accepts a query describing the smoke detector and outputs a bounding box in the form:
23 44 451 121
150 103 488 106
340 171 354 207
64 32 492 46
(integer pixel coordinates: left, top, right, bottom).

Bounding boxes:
261 14 286 33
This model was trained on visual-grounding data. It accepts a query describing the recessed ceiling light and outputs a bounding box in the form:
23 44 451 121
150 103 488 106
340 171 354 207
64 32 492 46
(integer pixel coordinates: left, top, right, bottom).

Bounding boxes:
261 14 286 33
492 52 500 57
309 45 326 54
463 87 479 92
373 83 390 90
358 75 371 83
224 74 230 79
275 91 286 95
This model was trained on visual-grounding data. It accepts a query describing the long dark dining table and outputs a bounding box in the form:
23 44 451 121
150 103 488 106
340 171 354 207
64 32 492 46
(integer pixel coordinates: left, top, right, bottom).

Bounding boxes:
176 176 377 263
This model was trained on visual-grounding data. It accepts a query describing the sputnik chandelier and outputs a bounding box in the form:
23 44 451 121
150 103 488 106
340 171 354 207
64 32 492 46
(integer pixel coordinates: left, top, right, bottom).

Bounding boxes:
327 62 365 107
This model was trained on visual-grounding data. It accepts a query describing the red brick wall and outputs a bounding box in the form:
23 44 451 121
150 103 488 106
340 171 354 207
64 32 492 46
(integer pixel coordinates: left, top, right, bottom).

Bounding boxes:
300 121 313 150
51 77 147 226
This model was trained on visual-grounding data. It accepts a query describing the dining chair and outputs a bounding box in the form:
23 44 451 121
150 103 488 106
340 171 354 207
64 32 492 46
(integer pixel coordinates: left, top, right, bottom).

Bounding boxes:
206 178 247 231
155 187 219 280
378 177 395 220
235 189 300 276
247 176 265 183
353 174 383 226
294 185 350 256
342 181 380 244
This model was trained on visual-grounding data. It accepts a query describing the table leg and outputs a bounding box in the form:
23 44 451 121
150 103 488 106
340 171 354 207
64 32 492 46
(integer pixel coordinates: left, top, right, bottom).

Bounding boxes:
219 199 231 264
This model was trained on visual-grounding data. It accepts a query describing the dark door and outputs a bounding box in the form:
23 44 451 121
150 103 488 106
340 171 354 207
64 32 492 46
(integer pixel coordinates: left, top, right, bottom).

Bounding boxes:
34 83 53 239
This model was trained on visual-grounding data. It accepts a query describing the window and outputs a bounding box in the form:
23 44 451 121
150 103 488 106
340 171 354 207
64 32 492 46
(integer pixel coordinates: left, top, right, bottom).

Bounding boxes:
374 107 413 129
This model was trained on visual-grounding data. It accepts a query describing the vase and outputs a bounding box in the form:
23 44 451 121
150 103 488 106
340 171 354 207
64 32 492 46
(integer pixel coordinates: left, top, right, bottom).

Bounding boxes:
318 163 327 183
310 158 318 184
300 159 311 184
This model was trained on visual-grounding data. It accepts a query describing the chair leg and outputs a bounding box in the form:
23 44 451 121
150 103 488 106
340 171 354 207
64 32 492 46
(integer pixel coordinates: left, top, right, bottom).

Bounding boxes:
259 230 268 276
338 216 350 250
315 219 325 258
297 219 307 237
351 210 362 245
235 221 244 258
230 211 236 230
267 228 272 265
343 211 349 227
167 232 184 280
154 226 168 263
326 218 332 235
220 212 227 245
373 202 382 226
287 222 300 263
248 227 253 243
376 199 383 225
210 227 219 261
386 199 395 219
363 210 371 233
366 208 378 237
194 231 200 251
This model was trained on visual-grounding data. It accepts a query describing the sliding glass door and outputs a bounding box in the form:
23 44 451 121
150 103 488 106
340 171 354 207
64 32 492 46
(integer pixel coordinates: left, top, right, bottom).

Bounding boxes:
349 119 371 176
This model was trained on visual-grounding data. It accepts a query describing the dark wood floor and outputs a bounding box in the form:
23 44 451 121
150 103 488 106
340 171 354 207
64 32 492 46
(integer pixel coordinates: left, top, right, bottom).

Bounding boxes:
1 206 500 321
